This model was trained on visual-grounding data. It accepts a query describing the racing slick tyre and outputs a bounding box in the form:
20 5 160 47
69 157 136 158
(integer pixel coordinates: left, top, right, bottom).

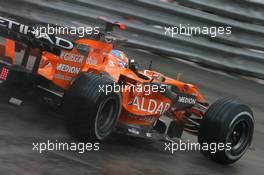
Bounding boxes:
63 73 122 142
198 98 254 164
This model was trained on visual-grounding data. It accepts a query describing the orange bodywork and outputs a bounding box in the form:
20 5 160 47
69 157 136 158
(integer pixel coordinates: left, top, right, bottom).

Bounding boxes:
36 38 207 127
1 36 206 128
0 39 15 64
0 16 207 136
38 39 114 89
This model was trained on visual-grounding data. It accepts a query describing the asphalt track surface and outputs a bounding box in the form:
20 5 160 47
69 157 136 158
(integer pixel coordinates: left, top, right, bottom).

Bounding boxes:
0 46 263 175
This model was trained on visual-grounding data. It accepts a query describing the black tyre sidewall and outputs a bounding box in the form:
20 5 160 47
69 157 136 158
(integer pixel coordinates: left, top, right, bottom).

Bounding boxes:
220 107 254 162
63 73 122 142
198 98 254 164
93 91 122 140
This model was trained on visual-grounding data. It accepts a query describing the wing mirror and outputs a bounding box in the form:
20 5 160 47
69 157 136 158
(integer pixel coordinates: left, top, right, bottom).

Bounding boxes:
76 44 91 56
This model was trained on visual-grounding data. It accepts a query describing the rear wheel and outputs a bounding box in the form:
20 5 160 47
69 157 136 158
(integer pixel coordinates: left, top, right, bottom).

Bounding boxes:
63 73 122 141
198 98 254 164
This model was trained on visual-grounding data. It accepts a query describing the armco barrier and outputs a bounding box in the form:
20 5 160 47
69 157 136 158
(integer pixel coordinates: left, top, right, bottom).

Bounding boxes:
0 0 264 79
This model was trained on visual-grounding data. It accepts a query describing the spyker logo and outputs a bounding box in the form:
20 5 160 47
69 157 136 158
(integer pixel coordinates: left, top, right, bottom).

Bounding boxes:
0 17 74 50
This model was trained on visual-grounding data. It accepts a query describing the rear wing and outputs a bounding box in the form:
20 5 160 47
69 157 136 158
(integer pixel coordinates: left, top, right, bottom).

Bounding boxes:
0 16 74 53
0 16 74 73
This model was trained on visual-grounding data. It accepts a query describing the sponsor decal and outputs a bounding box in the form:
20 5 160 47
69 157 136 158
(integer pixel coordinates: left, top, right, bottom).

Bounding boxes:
54 74 72 81
128 113 156 123
86 56 98 65
56 64 80 74
60 52 84 64
128 128 139 135
178 96 196 105
130 96 170 114
0 17 73 50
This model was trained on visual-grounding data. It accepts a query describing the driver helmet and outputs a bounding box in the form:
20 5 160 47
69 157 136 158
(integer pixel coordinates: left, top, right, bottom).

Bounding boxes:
110 50 129 68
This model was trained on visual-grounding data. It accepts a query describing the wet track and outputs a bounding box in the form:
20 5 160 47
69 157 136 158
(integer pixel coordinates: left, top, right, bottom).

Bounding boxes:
0 47 264 175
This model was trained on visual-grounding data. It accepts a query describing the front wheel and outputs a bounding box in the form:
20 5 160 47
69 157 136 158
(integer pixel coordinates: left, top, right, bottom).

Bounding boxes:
198 98 254 164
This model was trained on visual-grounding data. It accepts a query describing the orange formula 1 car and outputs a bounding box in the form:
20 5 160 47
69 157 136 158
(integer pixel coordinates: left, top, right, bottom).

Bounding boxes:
0 16 254 164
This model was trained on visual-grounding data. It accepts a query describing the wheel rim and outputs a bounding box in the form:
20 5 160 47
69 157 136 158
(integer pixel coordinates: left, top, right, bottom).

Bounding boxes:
225 112 253 160
229 120 249 149
95 95 120 139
